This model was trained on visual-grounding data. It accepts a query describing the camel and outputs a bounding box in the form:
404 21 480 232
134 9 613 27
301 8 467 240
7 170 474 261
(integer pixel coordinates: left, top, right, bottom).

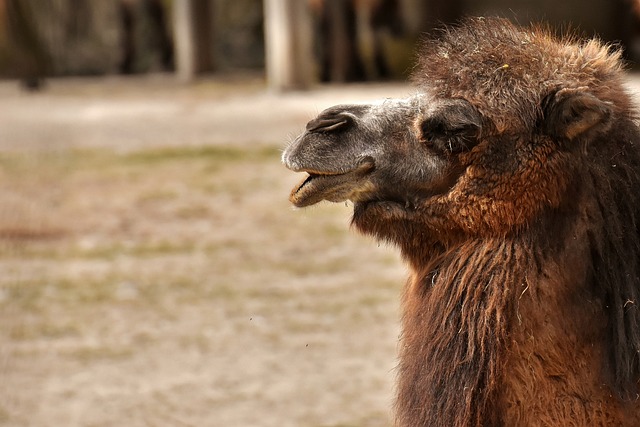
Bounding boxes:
283 17 640 426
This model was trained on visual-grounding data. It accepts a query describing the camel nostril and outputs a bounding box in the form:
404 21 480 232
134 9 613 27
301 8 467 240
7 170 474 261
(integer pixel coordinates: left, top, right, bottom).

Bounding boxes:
306 113 353 133
307 119 345 132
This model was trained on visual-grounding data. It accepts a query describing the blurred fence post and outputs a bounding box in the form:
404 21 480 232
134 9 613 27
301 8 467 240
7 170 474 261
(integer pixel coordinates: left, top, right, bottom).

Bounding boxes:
264 0 315 91
173 0 213 82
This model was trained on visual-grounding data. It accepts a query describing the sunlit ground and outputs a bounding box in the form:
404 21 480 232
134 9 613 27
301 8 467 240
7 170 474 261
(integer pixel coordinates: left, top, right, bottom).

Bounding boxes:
0 75 408 427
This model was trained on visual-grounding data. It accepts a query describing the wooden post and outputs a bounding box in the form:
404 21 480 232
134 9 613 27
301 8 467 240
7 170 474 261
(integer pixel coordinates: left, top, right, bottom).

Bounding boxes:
173 0 213 82
264 0 315 91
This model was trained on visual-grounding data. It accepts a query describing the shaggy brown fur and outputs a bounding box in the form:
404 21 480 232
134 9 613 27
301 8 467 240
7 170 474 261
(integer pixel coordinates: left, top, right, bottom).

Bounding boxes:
283 17 640 426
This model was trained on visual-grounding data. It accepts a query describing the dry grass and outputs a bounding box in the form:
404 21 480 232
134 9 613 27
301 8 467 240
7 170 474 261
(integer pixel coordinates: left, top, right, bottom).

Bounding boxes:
0 142 404 426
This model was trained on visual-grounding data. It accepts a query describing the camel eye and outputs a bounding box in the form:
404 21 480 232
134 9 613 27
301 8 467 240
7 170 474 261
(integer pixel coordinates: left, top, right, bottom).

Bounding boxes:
420 119 479 153
419 100 482 154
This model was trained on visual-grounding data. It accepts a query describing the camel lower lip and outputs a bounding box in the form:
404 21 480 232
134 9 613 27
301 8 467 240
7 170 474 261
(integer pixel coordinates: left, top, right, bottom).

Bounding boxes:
289 160 375 207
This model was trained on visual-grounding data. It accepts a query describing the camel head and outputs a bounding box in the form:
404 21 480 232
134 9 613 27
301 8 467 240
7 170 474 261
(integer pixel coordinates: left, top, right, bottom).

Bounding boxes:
283 85 613 234
282 96 475 209
283 17 623 242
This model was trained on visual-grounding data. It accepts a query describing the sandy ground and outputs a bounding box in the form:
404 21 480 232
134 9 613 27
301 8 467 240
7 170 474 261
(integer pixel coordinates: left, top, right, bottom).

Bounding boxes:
0 74 412 427
3 73 640 427
0 74 412 153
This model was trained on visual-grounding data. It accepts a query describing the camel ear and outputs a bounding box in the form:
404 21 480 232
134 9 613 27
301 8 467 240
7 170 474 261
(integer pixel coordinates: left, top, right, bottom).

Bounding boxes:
544 88 612 142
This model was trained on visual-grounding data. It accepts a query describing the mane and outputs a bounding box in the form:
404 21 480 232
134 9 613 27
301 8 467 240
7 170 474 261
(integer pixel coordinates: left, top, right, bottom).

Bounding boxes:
586 119 640 398
396 239 529 426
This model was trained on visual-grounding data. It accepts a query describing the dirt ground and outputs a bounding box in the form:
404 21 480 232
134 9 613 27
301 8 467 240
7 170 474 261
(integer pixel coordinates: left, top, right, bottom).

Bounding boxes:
3 73 640 427
0 74 412 427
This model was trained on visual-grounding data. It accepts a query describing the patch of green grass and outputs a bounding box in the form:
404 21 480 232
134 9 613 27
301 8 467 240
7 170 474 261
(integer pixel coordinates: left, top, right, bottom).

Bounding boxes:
177 333 211 352
76 241 197 260
3 240 199 261
271 254 355 278
3 277 116 311
3 262 243 315
174 204 211 219
67 345 134 363
136 189 179 204
0 405 10 423
0 146 280 187
0 149 108 175
1 282 45 312
8 320 80 341
122 145 279 165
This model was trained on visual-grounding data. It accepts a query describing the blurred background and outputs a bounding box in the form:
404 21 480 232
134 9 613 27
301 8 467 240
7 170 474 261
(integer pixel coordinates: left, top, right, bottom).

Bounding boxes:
2 1 640 426
3 0 640 88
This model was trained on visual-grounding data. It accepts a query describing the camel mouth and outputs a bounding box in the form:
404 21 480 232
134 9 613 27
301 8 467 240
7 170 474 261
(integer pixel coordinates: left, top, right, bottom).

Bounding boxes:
289 159 375 207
